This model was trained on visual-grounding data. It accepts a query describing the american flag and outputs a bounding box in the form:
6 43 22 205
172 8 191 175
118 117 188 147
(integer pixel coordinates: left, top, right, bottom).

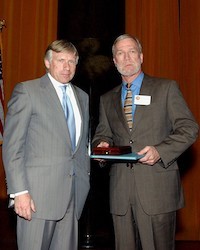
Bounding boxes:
0 42 4 143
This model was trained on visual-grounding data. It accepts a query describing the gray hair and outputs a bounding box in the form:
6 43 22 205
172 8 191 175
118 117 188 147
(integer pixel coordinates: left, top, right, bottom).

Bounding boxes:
44 40 79 64
112 34 143 56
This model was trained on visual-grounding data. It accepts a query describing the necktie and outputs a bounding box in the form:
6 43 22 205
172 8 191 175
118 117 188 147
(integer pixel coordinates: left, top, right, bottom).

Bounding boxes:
60 85 76 151
124 84 133 130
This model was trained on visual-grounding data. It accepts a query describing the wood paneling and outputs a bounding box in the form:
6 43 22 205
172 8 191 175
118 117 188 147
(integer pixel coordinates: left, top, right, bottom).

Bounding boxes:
0 0 58 198
126 0 180 81
176 0 200 240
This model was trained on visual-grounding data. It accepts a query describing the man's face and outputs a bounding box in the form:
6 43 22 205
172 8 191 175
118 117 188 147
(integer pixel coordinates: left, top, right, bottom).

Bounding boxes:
113 38 143 77
44 51 77 83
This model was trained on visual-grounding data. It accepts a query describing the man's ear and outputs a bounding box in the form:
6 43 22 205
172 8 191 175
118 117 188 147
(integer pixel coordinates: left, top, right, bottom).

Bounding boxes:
44 59 50 69
140 53 144 64
113 58 117 66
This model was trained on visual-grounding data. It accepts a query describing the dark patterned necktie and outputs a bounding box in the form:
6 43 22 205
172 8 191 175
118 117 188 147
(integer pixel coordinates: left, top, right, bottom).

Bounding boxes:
124 84 133 130
60 85 76 151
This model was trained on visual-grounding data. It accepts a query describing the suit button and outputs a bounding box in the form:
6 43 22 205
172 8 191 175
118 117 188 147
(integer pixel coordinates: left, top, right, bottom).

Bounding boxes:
129 140 134 144
127 163 134 169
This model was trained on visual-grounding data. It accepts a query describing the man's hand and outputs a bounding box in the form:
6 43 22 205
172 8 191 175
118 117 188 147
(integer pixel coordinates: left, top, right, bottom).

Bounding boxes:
95 141 110 166
97 141 110 148
14 193 36 221
138 146 160 166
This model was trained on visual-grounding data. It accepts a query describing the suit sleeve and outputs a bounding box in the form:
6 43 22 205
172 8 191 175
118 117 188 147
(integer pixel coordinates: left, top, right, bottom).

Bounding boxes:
155 81 199 168
3 83 32 194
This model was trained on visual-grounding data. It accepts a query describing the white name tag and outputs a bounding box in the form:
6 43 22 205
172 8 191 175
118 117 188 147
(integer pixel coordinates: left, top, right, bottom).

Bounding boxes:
134 95 151 105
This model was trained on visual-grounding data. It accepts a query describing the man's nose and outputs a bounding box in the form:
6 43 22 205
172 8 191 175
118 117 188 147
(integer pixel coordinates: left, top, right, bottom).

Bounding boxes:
124 52 131 60
63 61 70 69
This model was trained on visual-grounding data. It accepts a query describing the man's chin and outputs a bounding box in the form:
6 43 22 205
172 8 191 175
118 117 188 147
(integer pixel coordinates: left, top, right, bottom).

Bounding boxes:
122 71 138 77
122 68 141 77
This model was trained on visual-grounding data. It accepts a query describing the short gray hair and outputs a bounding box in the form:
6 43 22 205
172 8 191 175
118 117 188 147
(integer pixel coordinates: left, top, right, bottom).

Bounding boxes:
112 34 142 56
44 40 79 64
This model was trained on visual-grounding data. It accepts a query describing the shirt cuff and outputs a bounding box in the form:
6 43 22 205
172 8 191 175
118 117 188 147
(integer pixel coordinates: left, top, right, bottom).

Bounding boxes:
10 190 29 198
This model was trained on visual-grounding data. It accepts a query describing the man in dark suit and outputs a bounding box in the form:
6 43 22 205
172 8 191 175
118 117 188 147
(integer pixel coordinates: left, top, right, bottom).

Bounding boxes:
3 40 90 249
92 34 199 250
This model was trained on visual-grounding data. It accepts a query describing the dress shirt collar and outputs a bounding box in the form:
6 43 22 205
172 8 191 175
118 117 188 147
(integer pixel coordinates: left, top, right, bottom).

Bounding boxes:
122 72 144 91
47 73 72 90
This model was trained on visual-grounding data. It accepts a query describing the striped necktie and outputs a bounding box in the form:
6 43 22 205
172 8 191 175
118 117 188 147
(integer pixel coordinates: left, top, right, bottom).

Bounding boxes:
60 85 76 151
124 84 133 130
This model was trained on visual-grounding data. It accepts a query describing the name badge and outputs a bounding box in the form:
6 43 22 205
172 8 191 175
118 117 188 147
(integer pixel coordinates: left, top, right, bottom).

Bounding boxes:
134 95 151 105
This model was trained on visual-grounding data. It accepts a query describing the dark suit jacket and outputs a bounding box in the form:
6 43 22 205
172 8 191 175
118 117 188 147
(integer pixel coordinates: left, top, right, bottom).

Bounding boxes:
3 74 90 220
93 74 199 216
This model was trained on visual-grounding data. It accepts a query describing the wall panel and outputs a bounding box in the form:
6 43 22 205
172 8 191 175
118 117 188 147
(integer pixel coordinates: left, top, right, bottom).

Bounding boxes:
176 0 200 240
0 0 58 198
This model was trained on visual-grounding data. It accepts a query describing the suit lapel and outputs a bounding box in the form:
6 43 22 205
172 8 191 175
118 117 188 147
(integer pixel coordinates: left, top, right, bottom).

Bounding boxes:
112 86 131 133
40 75 72 144
132 75 153 131
40 74 63 114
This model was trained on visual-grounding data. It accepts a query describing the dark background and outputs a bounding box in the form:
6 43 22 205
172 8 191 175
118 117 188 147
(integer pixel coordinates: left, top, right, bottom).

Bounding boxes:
57 0 125 248
57 0 125 41
57 0 125 131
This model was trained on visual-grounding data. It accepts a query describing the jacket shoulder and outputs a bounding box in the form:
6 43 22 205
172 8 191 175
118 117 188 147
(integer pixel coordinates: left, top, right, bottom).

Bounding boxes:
101 85 121 98
144 74 177 85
